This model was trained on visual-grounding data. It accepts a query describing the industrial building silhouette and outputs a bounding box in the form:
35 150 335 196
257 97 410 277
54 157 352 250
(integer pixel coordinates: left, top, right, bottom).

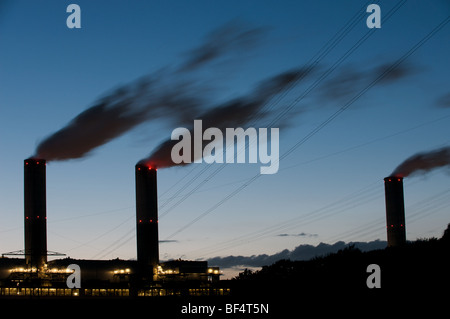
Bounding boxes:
0 159 410 298
0 159 225 298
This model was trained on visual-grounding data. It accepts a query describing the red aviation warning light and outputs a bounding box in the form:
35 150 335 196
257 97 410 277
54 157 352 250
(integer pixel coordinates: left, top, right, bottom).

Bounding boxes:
136 164 157 172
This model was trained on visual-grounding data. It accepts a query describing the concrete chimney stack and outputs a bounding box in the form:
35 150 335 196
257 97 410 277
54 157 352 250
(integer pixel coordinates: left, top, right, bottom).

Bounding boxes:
24 158 47 269
135 164 159 273
384 176 406 247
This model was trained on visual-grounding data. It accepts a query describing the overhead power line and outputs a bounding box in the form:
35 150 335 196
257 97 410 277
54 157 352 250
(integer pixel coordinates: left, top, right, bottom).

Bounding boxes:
156 0 389 218
164 13 450 241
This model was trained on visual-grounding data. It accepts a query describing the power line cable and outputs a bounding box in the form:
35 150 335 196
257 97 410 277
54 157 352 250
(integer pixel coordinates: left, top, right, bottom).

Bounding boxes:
154 0 390 217
165 12 449 241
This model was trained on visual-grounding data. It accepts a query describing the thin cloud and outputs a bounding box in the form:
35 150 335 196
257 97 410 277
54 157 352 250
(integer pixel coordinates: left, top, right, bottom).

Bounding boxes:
159 240 178 244
277 232 318 238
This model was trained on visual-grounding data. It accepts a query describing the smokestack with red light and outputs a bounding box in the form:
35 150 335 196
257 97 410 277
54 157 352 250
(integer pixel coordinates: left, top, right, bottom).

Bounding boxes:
135 164 159 272
24 158 47 269
384 176 406 247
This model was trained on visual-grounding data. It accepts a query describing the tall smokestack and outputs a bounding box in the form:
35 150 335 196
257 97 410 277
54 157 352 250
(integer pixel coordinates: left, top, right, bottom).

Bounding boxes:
135 164 159 271
24 158 47 269
384 176 406 247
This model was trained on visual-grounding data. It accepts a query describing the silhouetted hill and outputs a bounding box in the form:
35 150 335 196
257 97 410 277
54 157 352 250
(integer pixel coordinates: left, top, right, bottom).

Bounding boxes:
208 240 386 268
230 224 450 301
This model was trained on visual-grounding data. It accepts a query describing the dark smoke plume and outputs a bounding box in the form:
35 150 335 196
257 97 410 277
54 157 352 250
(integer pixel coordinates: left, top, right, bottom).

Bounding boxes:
34 22 266 161
139 69 305 168
391 146 450 177
436 92 450 108
34 75 204 161
319 62 416 103
141 58 417 169
179 21 267 72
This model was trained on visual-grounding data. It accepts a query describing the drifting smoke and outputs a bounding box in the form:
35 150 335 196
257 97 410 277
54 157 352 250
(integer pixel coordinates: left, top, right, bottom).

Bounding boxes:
35 98 147 161
391 146 450 178
179 21 267 72
138 68 305 168
33 22 267 161
33 20 418 166
436 92 450 108
34 75 206 161
142 58 416 168
319 62 416 103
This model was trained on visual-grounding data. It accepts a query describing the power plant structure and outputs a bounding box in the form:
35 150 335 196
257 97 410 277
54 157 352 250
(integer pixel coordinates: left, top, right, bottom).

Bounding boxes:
384 176 407 247
0 159 413 298
135 164 159 279
24 158 48 270
0 159 225 298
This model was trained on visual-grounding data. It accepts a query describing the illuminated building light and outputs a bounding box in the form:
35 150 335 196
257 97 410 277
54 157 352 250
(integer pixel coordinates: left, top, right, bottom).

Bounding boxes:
114 268 131 275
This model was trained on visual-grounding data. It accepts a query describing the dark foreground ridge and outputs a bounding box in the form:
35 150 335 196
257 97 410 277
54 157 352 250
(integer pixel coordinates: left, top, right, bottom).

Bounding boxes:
233 229 450 294
2 226 449 315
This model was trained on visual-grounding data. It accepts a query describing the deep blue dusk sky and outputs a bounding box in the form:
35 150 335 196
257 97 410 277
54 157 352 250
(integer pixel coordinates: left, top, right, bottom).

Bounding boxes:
1 1 449 276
